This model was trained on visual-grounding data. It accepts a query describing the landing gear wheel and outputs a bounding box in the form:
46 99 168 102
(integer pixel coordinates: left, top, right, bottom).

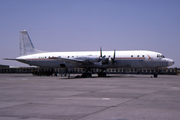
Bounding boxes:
98 72 106 77
81 73 92 78
154 73 158 78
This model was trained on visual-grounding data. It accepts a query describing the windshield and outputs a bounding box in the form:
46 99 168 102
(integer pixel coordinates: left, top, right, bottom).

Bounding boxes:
157 54 165 58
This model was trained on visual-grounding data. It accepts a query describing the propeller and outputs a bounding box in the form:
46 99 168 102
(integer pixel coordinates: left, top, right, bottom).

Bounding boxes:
111 49 117 64
99 47 117 65
99 47 107 64
99 47 106 59
100 47 102 58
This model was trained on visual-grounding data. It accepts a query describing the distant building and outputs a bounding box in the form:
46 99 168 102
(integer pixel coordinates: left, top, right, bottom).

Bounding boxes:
0 64 9 68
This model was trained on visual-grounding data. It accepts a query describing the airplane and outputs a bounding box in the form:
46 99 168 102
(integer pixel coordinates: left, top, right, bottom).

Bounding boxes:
5 30 174 78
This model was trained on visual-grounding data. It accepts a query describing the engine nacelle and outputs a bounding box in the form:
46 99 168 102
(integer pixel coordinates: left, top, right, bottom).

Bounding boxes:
78 56 100 63
86 56 101 62
102 57 115 65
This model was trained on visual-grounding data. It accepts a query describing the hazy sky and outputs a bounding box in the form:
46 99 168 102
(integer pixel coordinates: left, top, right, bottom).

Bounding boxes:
0 0 180 67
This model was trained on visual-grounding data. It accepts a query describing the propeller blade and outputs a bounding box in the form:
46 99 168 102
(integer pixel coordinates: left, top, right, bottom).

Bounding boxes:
113 49 116 60
111 49 117 64
100 47 102 57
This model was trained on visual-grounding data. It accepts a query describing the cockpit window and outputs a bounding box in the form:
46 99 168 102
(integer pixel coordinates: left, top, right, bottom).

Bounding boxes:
157 54 165 58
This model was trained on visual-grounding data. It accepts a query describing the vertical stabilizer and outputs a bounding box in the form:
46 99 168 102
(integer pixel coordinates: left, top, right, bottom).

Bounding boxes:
20 30 42 55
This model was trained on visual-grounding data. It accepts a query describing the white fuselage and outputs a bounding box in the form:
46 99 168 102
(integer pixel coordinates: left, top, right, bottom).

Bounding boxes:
16 50 174 68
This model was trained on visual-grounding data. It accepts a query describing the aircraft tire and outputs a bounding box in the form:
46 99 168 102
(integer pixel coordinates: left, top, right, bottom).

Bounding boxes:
98 72 106 77
81 73 92 78
154 73 158 78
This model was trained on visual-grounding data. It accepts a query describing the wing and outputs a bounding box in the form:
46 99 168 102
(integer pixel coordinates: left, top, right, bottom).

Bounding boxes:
50 57 93 64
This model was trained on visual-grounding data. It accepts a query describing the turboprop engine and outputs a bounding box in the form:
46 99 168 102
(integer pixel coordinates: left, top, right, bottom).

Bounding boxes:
86 56 101 62
78 48 117 65
78 55 101 63
99 48 117 65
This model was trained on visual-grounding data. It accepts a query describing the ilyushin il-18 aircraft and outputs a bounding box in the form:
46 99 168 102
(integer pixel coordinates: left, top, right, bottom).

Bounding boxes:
5 30 174 78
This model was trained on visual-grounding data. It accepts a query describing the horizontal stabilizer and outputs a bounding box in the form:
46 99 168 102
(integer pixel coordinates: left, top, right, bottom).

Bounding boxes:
4 58 26 62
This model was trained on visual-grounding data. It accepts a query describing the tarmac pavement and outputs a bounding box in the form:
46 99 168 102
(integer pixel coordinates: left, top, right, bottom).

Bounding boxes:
0 74 180 120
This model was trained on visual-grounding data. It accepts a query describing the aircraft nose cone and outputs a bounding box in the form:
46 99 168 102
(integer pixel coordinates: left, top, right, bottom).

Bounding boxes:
168 59 174 66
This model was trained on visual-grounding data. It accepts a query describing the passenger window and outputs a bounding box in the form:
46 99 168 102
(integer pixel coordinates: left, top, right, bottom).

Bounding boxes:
131 55 133 57
137 55 139 57
142 55 145 57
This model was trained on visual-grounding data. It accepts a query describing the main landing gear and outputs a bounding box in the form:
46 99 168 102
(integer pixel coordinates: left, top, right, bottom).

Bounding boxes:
154 73 158 78
81 72 92 78
81 68 107 78
81 72 107 77
98 72 106 77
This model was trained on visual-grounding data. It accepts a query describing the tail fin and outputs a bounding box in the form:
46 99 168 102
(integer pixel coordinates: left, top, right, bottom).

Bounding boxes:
20 30 43 55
